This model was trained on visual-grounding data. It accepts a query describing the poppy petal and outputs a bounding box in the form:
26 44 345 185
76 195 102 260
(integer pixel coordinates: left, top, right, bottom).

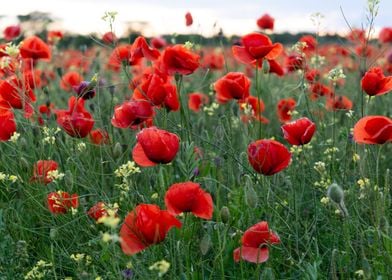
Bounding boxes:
132 143 157 167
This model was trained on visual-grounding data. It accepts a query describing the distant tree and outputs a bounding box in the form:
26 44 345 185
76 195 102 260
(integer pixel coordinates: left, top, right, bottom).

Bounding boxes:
17 11 54 36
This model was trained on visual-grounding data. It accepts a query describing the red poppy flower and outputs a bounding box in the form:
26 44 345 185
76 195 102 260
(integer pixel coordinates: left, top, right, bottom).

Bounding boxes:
87 202 118 221
309 83 333 100
361 67 392 96
55 96 95 138
0 75 36 118
164 182 213 219
248 139 291 175
355 44 374 58
47 191 79 214
347 28 365 43
159 44 200 75
185 12 193 26
130 36 160 63
232 33 283 65
379 27 392 44
0 103 16 141
326 95 353 111
353 116 392 144
47 30 63 44
111 99 154 129
132 127 180 167
299 35 317 53
89 129 110 145
31 160 59 184
188 92 209 112
73 81 96 100
267 59 284 76
150 37 167 49
132 73 175 107
285 54 305 72
277 98 296 123
120 204 181 255
88 202 109 221
233 221 280 263
239 96 269 124
38 103 53 125
305 69 321 83
60 71 83 91
107 45 138 71
214 72 251 103
20 36 51 60
281 117 316 145
23 69 42 89
202 52 225 70
256 14 274 30
102 31 117 44
3 25 21 41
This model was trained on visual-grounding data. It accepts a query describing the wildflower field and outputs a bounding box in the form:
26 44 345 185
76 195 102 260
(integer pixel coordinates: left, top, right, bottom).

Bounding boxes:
0 2 391 280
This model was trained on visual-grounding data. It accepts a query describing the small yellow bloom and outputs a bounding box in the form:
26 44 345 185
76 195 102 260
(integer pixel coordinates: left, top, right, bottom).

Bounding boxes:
9 132 20 143
149 260 171 277
320 197 330 204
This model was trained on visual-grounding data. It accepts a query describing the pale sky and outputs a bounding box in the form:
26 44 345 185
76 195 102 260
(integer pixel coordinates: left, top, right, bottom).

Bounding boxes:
0 0 391 37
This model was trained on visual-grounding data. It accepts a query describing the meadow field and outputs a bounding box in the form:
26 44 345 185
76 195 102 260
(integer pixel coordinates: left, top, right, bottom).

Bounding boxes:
0 3 391 279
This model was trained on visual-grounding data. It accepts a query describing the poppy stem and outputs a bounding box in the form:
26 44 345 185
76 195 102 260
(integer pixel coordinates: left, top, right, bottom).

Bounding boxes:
255 60 262 139
175 74 191 142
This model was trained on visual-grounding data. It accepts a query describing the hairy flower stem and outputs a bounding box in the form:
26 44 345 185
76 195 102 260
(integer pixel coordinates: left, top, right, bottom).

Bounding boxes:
175 74 191 142
255 60 262 139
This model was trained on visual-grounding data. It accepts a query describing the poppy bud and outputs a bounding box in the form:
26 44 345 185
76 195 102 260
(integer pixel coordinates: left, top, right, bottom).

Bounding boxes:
379 216 390 234
245 185 258 208
200 233 211 255
19 157 30 171
220 206 230 223
73 81 96 100
262 59 270 74
261 268 275 280
113 142 123 159
64 170 73 186
19 137 28 149
50 228 58 240
327 183 349 217
362 259 372 278
327 183 344 204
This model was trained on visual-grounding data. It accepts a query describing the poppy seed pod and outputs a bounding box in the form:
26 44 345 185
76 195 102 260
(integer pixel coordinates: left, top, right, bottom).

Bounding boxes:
220 206 230 223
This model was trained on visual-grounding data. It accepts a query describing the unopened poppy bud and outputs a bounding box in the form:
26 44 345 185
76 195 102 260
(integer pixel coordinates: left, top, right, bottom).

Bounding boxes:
50 228 58 239
19 137 27 148
362 258 372 278
379 216 390 233
327 183 349 217
262 59 270 74
113 142 123 158
327 183 344 204
19 157 30 171
73 81 96 100
200 233 211 255
220 206 230 223
245 185 258 208
64 170 73 186
261 267 275 280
